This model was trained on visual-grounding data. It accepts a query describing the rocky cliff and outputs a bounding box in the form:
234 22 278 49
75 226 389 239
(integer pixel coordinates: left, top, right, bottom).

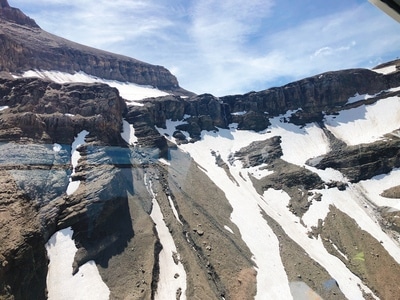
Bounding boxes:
0 0 183 92
1 2 400 300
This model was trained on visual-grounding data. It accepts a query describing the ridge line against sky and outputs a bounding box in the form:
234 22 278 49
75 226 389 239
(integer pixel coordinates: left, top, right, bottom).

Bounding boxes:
10 0 400 96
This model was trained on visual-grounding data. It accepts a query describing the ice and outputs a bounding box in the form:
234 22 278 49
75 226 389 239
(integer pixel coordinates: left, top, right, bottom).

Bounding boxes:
45 227 110 300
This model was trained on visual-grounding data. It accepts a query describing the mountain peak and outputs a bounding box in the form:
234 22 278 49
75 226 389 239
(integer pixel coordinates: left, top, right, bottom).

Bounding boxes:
0 0 39 28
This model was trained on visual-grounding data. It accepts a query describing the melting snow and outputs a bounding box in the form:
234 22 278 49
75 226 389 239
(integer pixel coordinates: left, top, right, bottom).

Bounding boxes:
159 116 383 299
46 227 110 300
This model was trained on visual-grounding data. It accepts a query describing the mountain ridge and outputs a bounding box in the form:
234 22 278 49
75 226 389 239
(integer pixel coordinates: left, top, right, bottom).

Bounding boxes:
1 3 400 300
0 0 191 94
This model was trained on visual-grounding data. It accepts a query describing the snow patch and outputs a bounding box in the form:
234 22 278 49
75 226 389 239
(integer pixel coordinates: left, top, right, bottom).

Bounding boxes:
66 130 89 195
52 143 62 152
121 120 138 146
46 227 110 300
373 65 398 74
168 195 182 225
18 70 169 102
346 92 376 104
146 178 187 299
325 96 400 145
231 111 247 116
0 106 9 111
224 225 234 234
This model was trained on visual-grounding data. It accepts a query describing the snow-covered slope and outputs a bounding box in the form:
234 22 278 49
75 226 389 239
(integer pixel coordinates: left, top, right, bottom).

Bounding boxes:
4 62 400 300
155 83 400 299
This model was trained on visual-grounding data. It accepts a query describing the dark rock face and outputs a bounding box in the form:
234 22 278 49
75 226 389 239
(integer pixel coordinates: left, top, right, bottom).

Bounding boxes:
0 3 183 92
308 138 400 182
0 77 126 144
0 0 39 28
222 69 400 128
234 136 283 168
0 76 133 299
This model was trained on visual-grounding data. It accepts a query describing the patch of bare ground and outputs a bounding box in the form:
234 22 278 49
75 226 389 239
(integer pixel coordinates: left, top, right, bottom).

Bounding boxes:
317 206 400 299
250 159 324 217
96 183 158 300
381 185 400 198
261 211 346 300
378 207 400 238
0 170 47 299
153 148 256 300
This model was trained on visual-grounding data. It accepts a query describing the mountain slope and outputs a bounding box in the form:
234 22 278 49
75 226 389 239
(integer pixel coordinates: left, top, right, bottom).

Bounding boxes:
1 2 400 300
0 0 189 94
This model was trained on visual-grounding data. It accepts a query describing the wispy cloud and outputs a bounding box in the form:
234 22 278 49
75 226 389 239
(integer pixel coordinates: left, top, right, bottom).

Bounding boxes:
11 0 400 96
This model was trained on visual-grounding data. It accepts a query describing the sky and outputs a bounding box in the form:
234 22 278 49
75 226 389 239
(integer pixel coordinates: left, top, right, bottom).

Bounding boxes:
10 0 400 96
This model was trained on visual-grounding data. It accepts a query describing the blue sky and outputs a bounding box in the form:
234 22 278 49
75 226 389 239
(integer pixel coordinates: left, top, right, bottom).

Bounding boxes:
10 0 400 96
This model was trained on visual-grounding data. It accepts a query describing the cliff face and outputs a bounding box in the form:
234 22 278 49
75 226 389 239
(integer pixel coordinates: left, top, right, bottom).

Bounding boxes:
0 77 132 299
128 68 400 142
2 3 400 300
0 0 38 28
0 1 181 91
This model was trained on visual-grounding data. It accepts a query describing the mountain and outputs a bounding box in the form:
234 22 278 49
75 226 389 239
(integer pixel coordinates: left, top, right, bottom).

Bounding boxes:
1 2 400 300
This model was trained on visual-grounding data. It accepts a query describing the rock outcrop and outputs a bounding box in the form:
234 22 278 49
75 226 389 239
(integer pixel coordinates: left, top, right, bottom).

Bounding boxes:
0 76 133 299
0 0 38 28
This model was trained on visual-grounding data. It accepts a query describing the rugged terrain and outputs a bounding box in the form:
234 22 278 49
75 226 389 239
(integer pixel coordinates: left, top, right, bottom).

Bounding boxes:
1 1 400 300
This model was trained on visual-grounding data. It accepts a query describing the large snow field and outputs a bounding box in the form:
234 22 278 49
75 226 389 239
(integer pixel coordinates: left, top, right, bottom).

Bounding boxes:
145 176 187 300
259 188 376 299
157 115 389 299
269 115 330 166
179 133 294 299
46 227 110 300
17 70 169 104
325 95 400 145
